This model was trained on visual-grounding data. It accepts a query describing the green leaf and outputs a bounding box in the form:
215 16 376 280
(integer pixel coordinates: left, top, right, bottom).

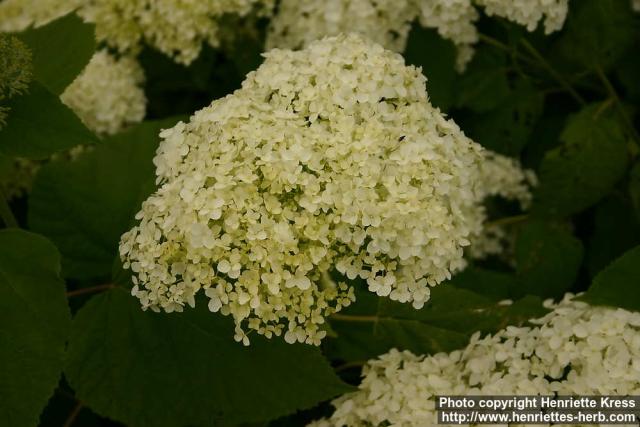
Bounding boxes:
404 26 457 112
0 229 70 427
375 319 469 355
581 245 640 312
586 195 640 278
533 105 629 217
514 220 583 298
0 81 96 159
461 78 543 156
630 161 640 222
447 267 516 300
28 118 181 279
378 285 546 337
65 289 351 427
18 14 96 95
328 281 547 360
552 0 638 71
455 48 510 113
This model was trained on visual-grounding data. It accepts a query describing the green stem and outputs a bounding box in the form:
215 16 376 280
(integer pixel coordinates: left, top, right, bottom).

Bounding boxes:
593 98 615 119
594 63 640 146
66 283 115 298
330 313 378 323
485 214 528 229
0 188 18 228
477 34 537 67
335 360 366 373
62 401 83 427
520 39 585 106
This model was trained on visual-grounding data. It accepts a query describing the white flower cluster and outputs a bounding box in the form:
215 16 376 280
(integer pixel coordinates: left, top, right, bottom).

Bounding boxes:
0 0 82 31
633 0 640 12
475 0 568 34
267 0 569 71
61 50 146 136
77 0 274 64
266 0 418 53
311 294 640 427
119 34 532 345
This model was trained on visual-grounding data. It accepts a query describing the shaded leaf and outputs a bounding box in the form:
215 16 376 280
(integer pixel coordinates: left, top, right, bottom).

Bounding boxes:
455 48 509 113
586 195 640 278
29 118 181 279
533 105 629 217
405 26 457 112
462 78 543 156
581 245 640 312
0 81 96 159
552 0 638 71
65 289 351 427
18 14 96 95
514 220 583 298
630 161 640 221
0 229 70 427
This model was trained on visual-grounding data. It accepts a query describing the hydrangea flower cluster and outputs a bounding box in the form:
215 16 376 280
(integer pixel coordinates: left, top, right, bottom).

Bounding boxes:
267 0 568 70
310 294 640 426
119 34 532 346
475 0 568 34
61 50 147 136
266 0 418 54
0 0 82 31
77 0 274 64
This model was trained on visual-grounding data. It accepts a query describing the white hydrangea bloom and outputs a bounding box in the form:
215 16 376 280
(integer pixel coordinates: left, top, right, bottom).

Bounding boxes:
311 294 640 426
0 0 82 31
475 0 569 34
119 34 532 345
266 0 418 53
77 0 274 64
267 0 569 71
60 50 146 136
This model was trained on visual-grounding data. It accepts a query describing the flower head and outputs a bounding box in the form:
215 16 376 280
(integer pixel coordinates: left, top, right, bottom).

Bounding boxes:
119 34 532 345
78 0 274 64
61 50 147 135
311 294 640 426
267 0 568 71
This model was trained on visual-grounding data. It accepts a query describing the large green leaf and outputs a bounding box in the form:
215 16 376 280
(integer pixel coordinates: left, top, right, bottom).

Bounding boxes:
586 195 640 278
29 118 181 279
18 14 96 95
454 48 510 113
65 289 351 427
533 105 629 217
581 245 640 312
0 81 96 159
514 220 583 298
0 229 70 427
581 246 640 311
461 78 543 156
552 0 638 71
328 279 547 361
